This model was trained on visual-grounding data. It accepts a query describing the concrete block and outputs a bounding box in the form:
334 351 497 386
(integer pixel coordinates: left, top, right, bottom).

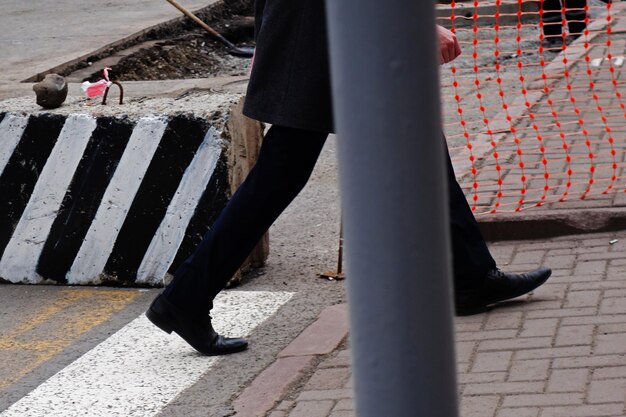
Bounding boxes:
0 93 267 286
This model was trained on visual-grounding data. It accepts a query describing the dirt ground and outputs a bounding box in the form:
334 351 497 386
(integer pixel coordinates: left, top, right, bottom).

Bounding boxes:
99 32 253 82
75 1 256 83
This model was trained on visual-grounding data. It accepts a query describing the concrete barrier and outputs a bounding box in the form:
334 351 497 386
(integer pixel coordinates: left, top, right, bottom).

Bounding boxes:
0 97 267 286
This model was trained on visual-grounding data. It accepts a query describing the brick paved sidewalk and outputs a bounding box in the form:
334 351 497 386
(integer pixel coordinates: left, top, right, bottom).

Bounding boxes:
260 230 626 417
441 2 626 216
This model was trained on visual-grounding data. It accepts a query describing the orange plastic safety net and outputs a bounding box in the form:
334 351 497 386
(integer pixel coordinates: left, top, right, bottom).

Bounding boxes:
438 0 626 214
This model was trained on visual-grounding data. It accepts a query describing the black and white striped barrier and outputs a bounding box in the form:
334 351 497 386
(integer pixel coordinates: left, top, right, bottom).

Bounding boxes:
0 107 266 286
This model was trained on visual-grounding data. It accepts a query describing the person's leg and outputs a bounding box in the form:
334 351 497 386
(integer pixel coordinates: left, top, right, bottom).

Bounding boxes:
163 125 328 314
444 141 551 316
564 0 587 38
542 0 565 39
444 148 496 291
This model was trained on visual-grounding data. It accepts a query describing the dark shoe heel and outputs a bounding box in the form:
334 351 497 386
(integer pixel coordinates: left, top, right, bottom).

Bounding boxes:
146 307 174 334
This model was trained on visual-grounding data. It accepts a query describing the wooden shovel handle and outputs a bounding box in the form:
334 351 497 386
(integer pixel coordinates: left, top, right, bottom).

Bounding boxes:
164 0 222 40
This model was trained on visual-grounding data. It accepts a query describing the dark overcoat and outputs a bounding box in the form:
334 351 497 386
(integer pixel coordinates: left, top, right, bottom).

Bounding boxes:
243 0 334 133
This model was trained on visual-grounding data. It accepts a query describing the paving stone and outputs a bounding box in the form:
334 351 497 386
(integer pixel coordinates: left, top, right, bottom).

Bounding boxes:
525 307 597 319
555 324 595 346
496 408 540 417
275 401 295 411
488 245 515 264
574 260 608 276
515 299 564 311
547 368 589 392
328 411 354 417
579 251 626 261
297 389 353 402
336 349 350 358
464 381 545 395
540 404 626 417
516 346 592 360
533 283 568 300
455 320 484 332
508 359 551 382
608 258 626 266
233 356 316 417
598 323 626 334
518 318 559 338
513 250 546 264
456 329 516 342
479 336 552 351
599 298 626 315
544 254 576 269
564 290 601 308
594 333 626 355
502 393 584 407
458 371 507 384
552 354 626 369
472 351 514 373
570 282 626 292
456 340 477 364
332 399 354 411
548 268 575 278
280 304 348 358
549 274 604 284
304 368 351 391
288 400 335 417
604 289 626 298
484 312 524 330
562 314 626 326
588 378 626 403
594 366 626 380
459 395 499 417
318 356 352 369
343 375 353 389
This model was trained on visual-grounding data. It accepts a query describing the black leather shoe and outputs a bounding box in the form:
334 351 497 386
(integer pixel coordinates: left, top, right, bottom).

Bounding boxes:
146 293 248 355
455 266 552 316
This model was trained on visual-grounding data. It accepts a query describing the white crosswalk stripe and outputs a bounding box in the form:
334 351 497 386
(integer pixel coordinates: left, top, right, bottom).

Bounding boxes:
0 291 293 417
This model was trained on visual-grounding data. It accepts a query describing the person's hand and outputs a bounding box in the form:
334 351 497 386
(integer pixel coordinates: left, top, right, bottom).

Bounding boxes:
437 25 462 65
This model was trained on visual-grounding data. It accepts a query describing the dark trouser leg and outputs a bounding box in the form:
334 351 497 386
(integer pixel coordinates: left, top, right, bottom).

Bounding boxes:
564 0 587 37
163 125 328 314
445 147 497 291
542 0 564 37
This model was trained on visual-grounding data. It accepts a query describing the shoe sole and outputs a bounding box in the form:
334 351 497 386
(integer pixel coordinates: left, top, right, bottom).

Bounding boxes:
455 304 488 317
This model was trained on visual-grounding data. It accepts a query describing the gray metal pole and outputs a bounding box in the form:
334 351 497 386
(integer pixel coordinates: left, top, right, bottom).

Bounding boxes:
324 1 459 417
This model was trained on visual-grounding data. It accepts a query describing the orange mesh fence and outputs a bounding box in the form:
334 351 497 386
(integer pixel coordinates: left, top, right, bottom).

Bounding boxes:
437 0 626 214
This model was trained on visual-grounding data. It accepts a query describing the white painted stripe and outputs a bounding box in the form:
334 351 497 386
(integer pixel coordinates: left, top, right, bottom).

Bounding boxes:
136 127 223 285
0 114 97 283
0 114 28 177
0 290 294 417
66 117 168 285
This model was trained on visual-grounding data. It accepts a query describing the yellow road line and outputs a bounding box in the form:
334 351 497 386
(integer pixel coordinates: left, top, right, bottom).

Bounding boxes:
0 288 141 390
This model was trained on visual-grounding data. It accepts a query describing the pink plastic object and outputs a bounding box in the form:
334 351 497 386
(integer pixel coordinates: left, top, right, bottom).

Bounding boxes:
81 67 112 98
